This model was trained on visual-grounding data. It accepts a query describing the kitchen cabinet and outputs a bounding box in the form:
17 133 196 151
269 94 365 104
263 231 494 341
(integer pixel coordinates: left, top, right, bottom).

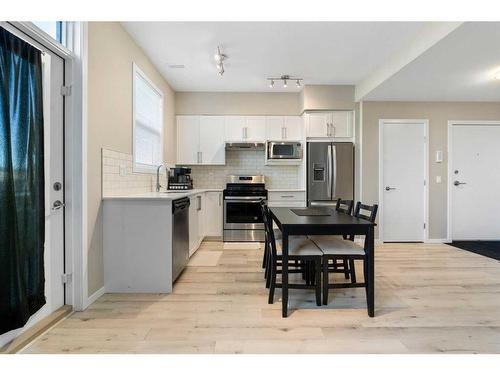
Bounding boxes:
305 111 353 139
204 191 223 237
266 116 302 140
177 116 199 164
177 116 225 165
189 193 205 257
224 116 266 142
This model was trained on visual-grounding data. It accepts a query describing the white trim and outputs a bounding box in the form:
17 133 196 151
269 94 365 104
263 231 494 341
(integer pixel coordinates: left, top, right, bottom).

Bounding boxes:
84 286 105 309
358 101 363 203
378 119 429 243
447 120 500 242
132 62 164 174
425 238 448 244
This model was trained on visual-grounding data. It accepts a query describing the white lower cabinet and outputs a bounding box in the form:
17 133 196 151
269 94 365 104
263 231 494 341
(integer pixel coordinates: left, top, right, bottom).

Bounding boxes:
189 195 200 257
268 190 306 208
204 191 223 237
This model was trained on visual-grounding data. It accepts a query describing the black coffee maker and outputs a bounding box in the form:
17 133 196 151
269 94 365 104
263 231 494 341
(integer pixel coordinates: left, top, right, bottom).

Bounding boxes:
168 167 193 190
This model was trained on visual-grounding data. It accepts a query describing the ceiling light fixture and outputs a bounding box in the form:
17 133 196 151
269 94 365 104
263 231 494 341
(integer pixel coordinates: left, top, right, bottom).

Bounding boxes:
495 70 500 80
267 75 303 89
214 45 227 76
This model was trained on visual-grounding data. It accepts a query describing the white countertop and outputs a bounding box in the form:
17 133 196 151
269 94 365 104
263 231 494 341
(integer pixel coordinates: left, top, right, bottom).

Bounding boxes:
102 189 222 201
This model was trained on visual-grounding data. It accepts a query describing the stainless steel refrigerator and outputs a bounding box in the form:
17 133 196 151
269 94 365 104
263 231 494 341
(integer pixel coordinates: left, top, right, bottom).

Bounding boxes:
307 142 354 207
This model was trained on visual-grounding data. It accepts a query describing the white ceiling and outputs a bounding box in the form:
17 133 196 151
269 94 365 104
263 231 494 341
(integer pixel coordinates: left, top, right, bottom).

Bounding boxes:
121 22 431 92
365 22 500 101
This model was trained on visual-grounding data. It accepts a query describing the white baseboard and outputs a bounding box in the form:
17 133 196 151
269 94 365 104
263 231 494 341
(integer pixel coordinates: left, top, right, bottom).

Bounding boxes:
84 286 105 309
425 238 448 244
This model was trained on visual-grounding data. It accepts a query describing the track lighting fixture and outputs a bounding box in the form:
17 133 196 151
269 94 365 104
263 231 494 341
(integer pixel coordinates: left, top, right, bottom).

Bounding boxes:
214 46 227 76
267 75 303 88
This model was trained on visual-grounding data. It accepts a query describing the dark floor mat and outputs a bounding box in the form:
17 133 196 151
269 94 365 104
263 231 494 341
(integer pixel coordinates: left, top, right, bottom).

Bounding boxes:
447 241 500 261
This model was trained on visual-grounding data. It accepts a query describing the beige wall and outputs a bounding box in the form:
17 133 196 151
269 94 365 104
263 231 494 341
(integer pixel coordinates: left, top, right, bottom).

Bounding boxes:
362 101 500 239
87 22 175 295
301 85 355 111
175 92 300 115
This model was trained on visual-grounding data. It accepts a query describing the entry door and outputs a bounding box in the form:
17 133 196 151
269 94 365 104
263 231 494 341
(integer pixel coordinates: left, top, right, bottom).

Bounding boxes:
381 121 426 242
451 124 500 240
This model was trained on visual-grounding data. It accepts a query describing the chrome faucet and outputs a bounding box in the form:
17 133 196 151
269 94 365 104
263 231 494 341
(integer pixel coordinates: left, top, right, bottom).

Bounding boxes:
156 164 169 192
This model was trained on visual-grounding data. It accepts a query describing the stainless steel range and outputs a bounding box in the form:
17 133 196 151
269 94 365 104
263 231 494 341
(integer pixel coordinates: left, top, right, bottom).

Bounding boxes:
223 175 267 242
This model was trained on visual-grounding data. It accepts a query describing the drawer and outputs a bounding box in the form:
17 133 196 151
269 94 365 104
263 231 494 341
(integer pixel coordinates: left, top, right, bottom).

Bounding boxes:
268 191 305 202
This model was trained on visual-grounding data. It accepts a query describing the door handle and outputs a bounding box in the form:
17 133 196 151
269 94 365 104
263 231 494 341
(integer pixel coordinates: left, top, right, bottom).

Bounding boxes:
454 181 467 186
52 200 65 210
385 186 396 191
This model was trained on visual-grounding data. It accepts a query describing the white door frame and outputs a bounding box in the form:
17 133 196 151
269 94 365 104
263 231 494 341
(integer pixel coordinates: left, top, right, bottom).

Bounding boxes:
1 22 87 312
378 119 429 242
447 120 500 242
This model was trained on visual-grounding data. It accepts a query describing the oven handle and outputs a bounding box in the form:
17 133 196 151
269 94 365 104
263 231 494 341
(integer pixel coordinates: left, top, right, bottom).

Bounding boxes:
224 198 267 203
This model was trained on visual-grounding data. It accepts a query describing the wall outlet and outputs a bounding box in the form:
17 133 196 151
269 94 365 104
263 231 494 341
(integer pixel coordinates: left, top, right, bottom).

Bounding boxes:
119 165 127 177
436 175 442 184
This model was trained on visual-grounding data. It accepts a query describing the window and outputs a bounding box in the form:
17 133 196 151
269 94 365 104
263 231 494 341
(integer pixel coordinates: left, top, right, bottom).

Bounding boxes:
133 63 164 172
32 22 65 44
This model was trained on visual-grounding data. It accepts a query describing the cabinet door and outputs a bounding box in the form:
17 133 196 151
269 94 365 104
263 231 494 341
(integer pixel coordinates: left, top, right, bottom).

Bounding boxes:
284 116 303 140
306 112 330 138
225 116 246 141
266 116 285 140
199 116 225 164
331 111 353 138
245 116 266 141
197 194 204 244
189 196 199 256
204 191 223 236
177 116 200 164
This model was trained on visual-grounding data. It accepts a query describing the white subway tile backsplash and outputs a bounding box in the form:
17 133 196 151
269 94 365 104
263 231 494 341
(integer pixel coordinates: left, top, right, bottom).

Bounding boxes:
185 150 300 189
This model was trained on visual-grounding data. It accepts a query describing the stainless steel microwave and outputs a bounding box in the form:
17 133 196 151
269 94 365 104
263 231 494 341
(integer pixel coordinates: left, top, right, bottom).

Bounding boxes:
266 141 303 160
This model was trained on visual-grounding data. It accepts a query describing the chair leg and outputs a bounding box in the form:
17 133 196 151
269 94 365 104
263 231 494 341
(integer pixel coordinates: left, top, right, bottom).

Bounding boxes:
265 251 272 288
268 261 277 304
349 259 357 283
343 259 350 279
322 257 329 305
262 239 268 269
315 258 321 306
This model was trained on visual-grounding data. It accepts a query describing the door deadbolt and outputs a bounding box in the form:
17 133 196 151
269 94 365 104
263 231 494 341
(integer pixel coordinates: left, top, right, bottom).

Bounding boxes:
53 182 62 191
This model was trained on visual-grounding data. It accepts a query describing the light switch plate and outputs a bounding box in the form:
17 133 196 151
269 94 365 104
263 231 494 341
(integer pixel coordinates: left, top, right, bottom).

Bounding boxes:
436 176 442 184
436 150 443 163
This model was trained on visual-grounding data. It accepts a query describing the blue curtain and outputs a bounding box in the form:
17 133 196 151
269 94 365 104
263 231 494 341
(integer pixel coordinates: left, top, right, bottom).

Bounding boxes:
0 27 46 334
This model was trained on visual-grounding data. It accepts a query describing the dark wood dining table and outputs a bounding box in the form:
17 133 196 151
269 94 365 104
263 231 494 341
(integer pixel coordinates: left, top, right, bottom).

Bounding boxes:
269 207 376 318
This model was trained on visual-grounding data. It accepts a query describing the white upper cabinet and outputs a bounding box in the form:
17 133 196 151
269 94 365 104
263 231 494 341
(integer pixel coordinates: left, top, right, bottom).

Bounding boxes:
177 116 225 165
245 116 266 141
305 111 353 139
224 116 246 141
225 116 266 142
199 116 225 165
284 116 303 140
266 116 302 140
331 111 353 138
177 115 200 164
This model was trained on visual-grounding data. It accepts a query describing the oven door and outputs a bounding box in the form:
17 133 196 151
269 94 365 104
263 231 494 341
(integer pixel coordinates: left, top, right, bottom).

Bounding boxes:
268 142 301 159
224 197 266 230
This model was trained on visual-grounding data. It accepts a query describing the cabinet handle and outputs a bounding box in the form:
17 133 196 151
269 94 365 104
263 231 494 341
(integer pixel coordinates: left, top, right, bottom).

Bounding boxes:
243 127 248 140
283 127 287 139
281 127 285 139
197 195 201 211
326 123 331 137
331 123 335 137
218 193 222 206
280 195 294 198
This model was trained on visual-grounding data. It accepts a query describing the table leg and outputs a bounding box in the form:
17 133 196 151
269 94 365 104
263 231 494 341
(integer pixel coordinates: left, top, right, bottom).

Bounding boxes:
366 226 375 317
282 233 289 318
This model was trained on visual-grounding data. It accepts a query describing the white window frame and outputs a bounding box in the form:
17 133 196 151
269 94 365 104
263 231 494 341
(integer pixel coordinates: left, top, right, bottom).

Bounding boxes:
132 62 164 173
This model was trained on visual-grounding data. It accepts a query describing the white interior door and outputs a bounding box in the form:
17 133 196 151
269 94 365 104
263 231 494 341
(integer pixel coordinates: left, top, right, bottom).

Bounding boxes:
451 124 500 240
381 121 427 242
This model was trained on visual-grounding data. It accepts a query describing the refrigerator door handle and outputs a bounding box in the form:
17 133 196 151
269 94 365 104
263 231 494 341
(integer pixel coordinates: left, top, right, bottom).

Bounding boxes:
327 144 333 199
332 144 337 199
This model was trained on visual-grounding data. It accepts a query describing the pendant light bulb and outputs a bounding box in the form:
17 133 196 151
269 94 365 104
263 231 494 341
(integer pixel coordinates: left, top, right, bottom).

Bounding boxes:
283 79 288 88
269 80 274 88
296 79 301 87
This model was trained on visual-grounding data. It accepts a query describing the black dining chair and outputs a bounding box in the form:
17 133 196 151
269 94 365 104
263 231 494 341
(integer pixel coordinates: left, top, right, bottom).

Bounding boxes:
309 198 354 279
260 200 323 306
310 201 378 307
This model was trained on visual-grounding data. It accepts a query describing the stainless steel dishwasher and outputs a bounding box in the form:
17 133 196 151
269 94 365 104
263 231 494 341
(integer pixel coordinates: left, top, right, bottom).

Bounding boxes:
172 197 190 282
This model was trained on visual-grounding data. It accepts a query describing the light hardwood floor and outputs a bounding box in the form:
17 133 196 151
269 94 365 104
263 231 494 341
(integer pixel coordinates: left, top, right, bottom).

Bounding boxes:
23 241 500 354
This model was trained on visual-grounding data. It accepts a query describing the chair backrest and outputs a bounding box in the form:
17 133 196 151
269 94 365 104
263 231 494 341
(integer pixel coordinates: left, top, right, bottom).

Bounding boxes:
353 201 378 223
259 199 278 257
335 198 354 215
